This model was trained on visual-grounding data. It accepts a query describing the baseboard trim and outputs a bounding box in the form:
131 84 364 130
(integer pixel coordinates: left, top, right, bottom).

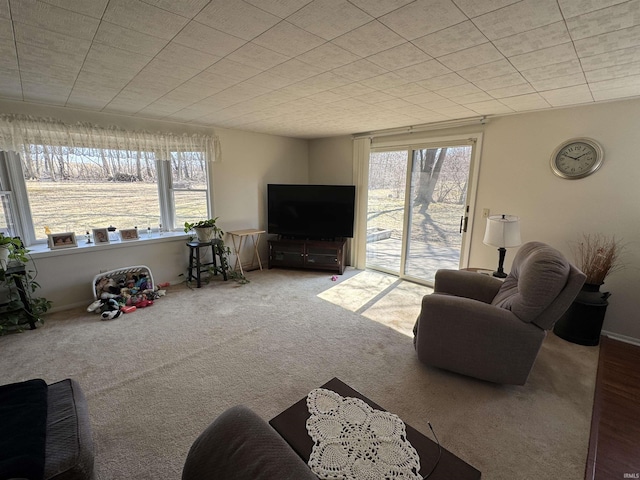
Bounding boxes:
601 330 640 347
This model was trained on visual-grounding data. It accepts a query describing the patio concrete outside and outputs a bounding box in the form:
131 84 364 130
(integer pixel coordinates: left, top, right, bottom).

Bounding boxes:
365 237 460 283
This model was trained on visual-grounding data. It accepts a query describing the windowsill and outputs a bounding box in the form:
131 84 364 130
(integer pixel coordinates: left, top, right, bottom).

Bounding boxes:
26 231 190 259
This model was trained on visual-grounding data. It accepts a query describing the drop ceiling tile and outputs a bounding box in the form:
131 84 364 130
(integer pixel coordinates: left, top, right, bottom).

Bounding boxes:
566 0 640 41
509 43 577 71
449 91 493 104
486 83 535 98
331 82 377 97
156 42 220 70
412 21 487 58
297 43 360 70
93 21 167 57
352 90 397 104
417 73 467 90
11 0 99 40
473 0 563 41
173 21 247 57
558 0 629 19
432 105 479 117
0 42 17 70
266 58 325 82
333 59 388 81
0 0 9 19
306 90 351 104
0 16 11 42
103 0 188 40
345 0 414 17
0 69 22 99
493 22 571 57
452 0 520 18
437 43 504 70
177 72 236 96
287 0 373 40
367 42 432 70
290 72 351 93
465 99 514 115
457 59 516 82
253 21 325 57
375 97 415 111
539 84 593 105
589 72 640 91
142 58 202 82
39 0 108 18
167 108 208 122
139 0 210 18
81 43 152 77
585 61 640 83
360 72 410 90
574 24 640 57
520 59 583 82
243 70 297 90
592 83 640 101
13 23 91 58
332 20 404 57
379 0 467 40
395 59 451 81
245 0 313 18
436 82 483 98
580 45 640 71
72 70 130 91
206 59 264 81
16 43 84 77
195 0 280 41
499 92 551 110
227 42 289 70
383 82 430 97
529 73 586 91
402 91 448 106
473 72 527 90
22 82 70 105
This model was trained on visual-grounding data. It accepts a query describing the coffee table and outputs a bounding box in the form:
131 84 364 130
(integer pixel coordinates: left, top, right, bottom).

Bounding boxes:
269 377 481 479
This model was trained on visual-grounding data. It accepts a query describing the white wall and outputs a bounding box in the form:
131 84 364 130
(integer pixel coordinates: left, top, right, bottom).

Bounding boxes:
308 98 640 342
308 136 352 184
0 100 308 309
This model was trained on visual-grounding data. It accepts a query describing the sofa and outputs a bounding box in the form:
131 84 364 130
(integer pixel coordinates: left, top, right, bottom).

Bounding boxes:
0 378 94 480
182 405 317 480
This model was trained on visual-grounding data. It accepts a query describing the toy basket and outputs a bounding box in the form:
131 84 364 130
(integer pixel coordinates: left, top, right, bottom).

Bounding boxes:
92 265 154 300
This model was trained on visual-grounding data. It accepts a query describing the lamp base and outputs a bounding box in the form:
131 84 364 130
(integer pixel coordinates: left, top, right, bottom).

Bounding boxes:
492 270 507 278
493 247 508 278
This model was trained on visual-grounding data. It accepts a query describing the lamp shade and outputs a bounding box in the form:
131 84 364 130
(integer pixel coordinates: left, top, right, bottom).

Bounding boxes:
483 214 521 248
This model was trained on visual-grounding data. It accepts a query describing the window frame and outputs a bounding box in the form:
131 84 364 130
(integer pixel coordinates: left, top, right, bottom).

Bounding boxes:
0 149 211 247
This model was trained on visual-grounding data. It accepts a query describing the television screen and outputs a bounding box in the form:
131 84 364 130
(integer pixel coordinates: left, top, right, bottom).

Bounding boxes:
268 184 355 239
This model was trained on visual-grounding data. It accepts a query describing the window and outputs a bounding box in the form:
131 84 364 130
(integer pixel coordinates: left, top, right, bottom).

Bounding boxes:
0 115 218 246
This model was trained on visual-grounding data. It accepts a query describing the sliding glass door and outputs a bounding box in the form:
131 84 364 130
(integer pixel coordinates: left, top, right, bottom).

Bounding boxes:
366 141 475 284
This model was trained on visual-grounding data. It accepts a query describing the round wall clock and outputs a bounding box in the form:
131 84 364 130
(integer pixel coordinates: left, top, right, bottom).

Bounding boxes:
550 138 604 179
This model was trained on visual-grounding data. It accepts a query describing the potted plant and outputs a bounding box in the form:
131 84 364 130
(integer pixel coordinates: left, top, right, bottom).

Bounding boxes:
184 218 223 242
0 234 52 334
553 234 624 346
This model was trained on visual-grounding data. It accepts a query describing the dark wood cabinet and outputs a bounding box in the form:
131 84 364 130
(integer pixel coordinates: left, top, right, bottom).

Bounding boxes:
268 238 347 274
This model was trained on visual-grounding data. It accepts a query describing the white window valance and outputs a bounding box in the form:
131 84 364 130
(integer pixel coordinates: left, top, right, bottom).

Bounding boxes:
0 114 221 162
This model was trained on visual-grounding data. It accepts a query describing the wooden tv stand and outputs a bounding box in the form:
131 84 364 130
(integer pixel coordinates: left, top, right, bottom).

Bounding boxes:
268 238 347 274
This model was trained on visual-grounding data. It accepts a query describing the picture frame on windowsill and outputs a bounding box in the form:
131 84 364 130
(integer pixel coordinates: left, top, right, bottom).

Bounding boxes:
119 228 139 241
48 232 77 249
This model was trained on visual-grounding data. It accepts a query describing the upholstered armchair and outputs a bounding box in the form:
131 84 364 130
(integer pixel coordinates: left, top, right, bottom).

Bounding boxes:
413 241 585 385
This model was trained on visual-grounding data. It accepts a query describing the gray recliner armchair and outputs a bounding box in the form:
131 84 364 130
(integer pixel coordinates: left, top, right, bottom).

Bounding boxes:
413 241 585 385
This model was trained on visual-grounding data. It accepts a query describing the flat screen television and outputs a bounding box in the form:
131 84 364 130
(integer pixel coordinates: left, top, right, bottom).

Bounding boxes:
268 184 355 239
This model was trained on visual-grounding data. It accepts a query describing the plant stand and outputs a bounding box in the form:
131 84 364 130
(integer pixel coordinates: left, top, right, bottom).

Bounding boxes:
187 240 228 287
553 284 610 346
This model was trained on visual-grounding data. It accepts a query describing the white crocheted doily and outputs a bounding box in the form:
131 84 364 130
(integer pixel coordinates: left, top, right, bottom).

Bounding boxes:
305 388 421 480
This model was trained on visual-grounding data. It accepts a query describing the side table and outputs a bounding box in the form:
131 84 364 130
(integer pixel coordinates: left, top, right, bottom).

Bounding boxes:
187 240 228 288
227 229 265 276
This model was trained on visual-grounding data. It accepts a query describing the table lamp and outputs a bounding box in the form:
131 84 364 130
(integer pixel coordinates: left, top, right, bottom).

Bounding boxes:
483 214 521 278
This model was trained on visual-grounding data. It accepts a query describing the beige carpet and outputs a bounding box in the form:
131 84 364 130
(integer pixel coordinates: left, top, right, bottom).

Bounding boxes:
0 268 599 480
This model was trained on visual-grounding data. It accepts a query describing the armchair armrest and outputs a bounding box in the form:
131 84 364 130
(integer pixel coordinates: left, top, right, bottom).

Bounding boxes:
434 269 503 303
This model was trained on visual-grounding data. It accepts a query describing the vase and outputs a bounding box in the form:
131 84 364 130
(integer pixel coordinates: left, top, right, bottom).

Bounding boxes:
194 226 215 242
553 283 610 346
0 245 9 269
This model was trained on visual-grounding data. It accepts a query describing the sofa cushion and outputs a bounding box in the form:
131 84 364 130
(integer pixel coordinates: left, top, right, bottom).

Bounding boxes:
492 242 570 324
0 378 48 480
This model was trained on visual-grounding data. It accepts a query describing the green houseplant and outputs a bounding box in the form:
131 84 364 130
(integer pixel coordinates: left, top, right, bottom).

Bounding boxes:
0 234 52 334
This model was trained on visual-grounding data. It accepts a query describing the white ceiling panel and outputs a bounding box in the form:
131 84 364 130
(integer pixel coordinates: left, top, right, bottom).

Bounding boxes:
287 0 373 40
412 21 487 58
380 0 467 40
2 0 640 138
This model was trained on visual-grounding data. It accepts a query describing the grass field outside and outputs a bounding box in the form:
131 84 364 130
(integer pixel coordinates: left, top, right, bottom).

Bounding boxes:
26 180 207 240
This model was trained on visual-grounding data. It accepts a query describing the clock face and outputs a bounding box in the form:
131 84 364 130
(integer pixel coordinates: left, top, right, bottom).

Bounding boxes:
551 138 603 179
